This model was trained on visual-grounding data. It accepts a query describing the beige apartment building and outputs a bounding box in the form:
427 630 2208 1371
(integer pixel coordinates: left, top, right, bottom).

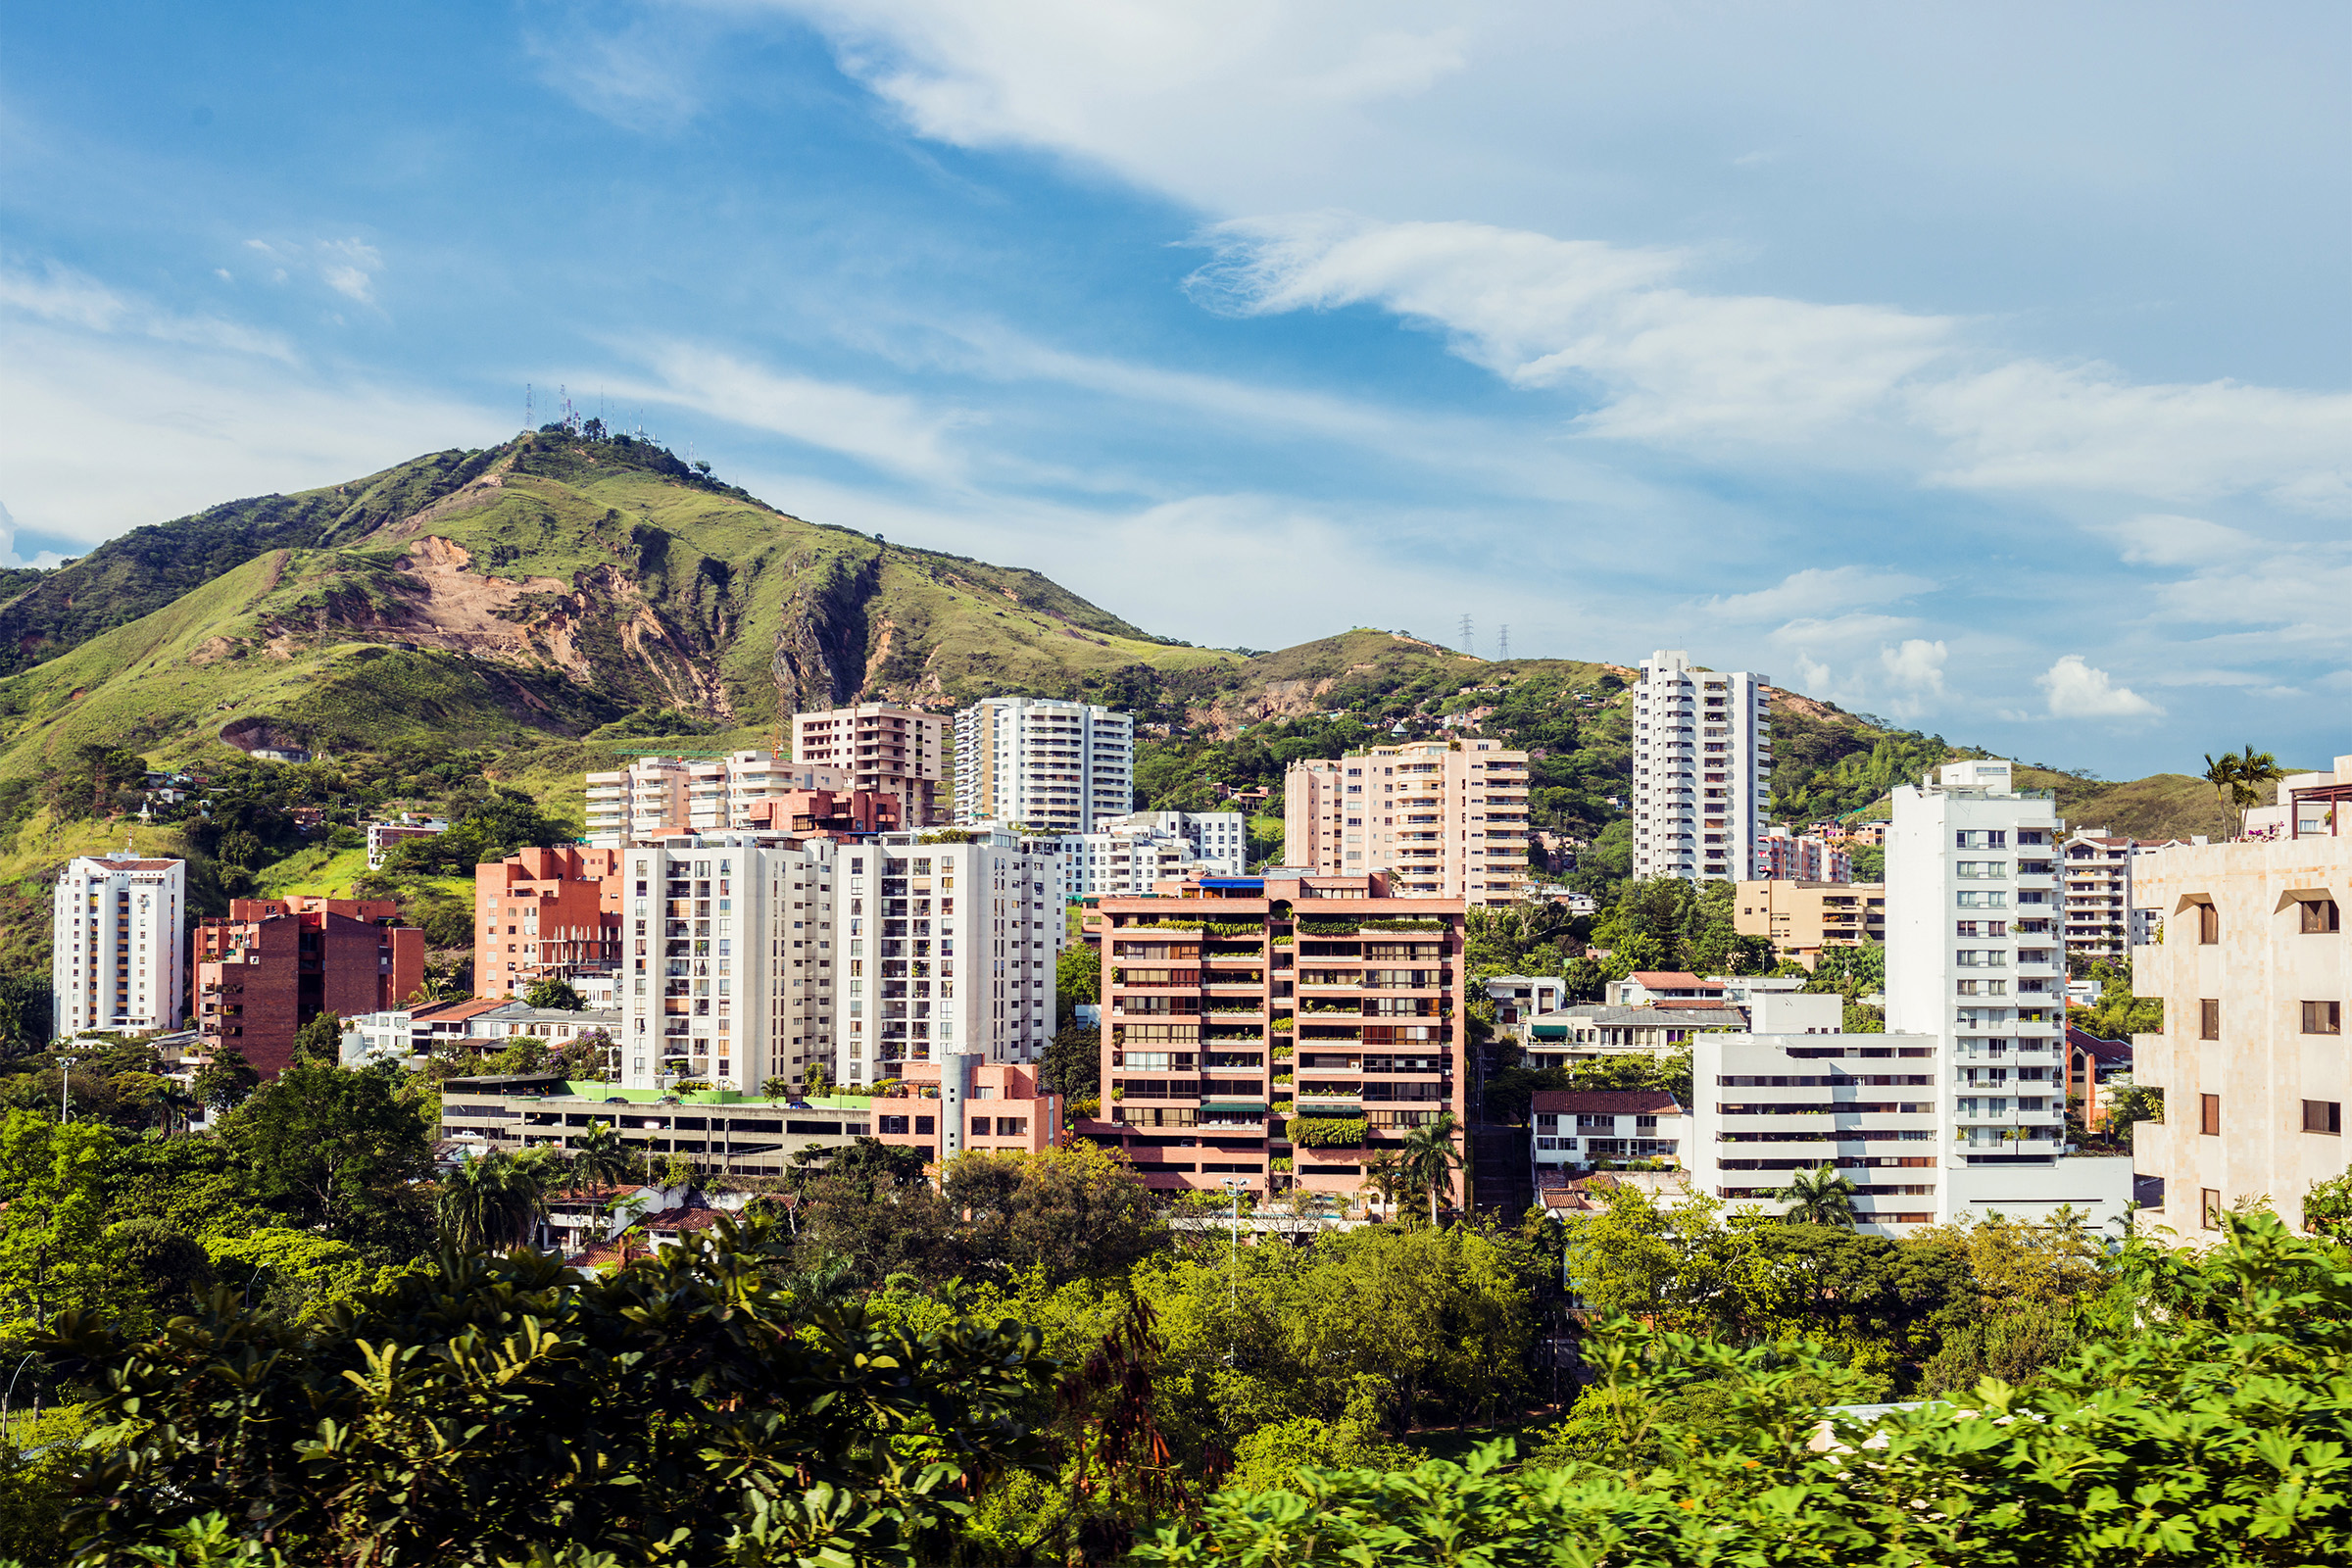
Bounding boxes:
1284 741 1530 907
1735 879 1886 967
794 704 946 826
584 752 851 847
2132 756 2350 1238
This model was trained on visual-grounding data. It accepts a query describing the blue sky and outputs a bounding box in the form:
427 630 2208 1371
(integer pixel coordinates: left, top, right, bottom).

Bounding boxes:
2 1 2346 779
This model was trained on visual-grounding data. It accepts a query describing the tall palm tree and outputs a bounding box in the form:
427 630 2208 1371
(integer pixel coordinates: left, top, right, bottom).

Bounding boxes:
1361 1150 1408 1219
1777 1163 1859 1227
568 1124 636 1193
1396 1113 1463 1226
438 1148 557 1252
2204 745 2286 838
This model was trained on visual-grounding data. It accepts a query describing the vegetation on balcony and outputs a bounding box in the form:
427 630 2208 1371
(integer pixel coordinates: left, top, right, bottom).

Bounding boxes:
1287 1114 1368 1148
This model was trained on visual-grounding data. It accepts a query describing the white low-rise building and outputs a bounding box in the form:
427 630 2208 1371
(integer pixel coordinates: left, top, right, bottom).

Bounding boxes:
1531 1089 1690 1182
1034 809 1247 898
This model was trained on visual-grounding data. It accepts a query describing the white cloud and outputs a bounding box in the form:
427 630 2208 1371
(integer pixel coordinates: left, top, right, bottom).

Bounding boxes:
1697 565 1935 622
0 261 295 361
317 238 382 305
609 342 974 484
2037 655 2163 719
1881 638 1948 700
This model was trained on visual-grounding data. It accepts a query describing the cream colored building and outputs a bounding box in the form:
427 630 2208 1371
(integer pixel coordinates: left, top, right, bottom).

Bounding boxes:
953 696 1134 833
2132 755 2352 1238
1735 879 1886 967
585 752 851 847
1284 740 1530 906
793 704 946 826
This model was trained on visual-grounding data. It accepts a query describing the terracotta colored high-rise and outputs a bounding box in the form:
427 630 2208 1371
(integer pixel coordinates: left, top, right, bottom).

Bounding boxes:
194 898 425 1078
475 846 624 999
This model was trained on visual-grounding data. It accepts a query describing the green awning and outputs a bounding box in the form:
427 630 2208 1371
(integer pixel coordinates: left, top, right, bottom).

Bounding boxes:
1200 1102 1270 1113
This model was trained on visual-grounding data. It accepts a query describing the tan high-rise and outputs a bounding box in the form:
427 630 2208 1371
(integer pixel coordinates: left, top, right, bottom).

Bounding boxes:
793 705 946 826
1284 740 1529 907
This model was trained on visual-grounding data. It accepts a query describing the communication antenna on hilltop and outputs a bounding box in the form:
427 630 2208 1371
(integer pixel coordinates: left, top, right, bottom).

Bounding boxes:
1497 624 1510 661
1458 613 1474 657
524 383 534 430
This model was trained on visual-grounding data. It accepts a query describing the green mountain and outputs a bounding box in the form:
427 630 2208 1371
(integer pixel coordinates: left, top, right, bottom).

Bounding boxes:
0 430 1238 781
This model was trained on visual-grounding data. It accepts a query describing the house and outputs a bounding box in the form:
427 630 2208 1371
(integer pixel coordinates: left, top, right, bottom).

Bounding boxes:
1483 974 1564 1027
1529 1089 1690 1184
1604 971 1729 1006
1522 1004 1748 1065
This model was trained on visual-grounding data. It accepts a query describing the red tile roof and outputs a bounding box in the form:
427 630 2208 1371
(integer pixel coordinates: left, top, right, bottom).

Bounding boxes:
1529 1089 1685 1115
1629 971 1718 989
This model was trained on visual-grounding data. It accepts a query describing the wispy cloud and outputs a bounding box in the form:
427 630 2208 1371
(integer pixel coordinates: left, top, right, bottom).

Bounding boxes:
1695 565 1935 622
0 259 296 361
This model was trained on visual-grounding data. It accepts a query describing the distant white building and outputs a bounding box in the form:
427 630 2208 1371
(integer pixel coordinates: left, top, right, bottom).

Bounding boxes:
53 852 186 1040
1631 650 1771 883
953 696 1135 833
366 815 448 869
1037 809 1248 897
584 753 853 848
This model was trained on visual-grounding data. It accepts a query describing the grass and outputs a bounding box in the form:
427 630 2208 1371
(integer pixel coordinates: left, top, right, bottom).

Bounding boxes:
251 844 375 899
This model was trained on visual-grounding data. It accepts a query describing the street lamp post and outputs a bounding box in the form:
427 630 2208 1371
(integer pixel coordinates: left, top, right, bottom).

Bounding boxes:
1219 1177 1247 1313
56 1056 76 1123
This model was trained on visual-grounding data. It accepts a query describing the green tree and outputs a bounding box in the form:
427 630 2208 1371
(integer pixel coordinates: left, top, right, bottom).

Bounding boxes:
566 1123 636 1193
1054 944 1102 1019
217 1062 431 1254
522 976 586 1011
188 1045 260 1114
1041 1020 1102 1102
108 1218 217 1329
40 1213 1054 1567
0 1111 117 1334
1395 1113 1463 1226
941 1143 1167 1286
437 1148 556 1252
291 1009 344 1066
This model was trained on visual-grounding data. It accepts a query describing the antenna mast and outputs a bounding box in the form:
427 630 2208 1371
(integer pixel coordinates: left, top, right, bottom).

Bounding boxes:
1458 613 1474 657
1497 624 1510 661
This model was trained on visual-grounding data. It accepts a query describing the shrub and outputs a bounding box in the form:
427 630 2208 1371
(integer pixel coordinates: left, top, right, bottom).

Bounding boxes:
1288 1115 1368 1148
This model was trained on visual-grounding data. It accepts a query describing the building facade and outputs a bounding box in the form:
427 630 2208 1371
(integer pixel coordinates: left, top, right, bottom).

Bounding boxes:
476 846 625 998
615 835 839 1095
2059 828 2192 963
953 696 1135 833
1037 809 1248 898
871 1054 1063 1163
1759 824 1852 883
793 704 947 826
52 852 187 1040
2131 755 2351 1237
1886 759 2132 1228
584 753 854 847
366 816 447 869
1282 740 1530 906
1531 1088 1690 1182
1087 869 1467 1203
195 898 425 1078
1735 879 1886 967
834 829 1064 1085
1631 651 1771 883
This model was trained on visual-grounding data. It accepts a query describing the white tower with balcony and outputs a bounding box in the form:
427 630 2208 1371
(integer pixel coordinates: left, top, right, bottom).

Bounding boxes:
1631 650 1771 882
1886 759 2131 1228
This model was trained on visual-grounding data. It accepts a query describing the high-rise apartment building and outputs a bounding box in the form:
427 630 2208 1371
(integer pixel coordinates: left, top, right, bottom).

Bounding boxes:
953 697 1134 833
52 852 187 1039
1283 741 1529 906
835 829 1063 1083
1886 759 2131 1229
476 846 624 998
2132 756 2350 1238
1631 651 1771 882
1089 869 1467 1203
793 704 947 827
2059 828 2192 963
194 898 425 1077
616 835 838 1094
584 753 853 847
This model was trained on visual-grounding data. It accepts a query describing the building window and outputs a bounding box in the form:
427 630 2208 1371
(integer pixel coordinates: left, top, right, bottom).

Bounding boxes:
2196 902 2220 944
2302 899 2342 934
2199 1094 2221 1136
880 1115 908 1135
2305 1002 2344 1036
2201 1189 2222 1231
2303 1101 2342 1136
2199 999 2221 1040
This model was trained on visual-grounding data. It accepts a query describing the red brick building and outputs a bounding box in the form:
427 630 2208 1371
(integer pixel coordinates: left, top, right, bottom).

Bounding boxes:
194 898 425 1078
474 846 623 998
1082 869 1467 1204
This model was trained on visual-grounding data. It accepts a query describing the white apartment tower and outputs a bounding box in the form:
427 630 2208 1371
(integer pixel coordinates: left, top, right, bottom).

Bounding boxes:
793 704 946 826
1037 809 1247 899
1631 651 1771 882
53 852 188 1039
953 697 1134 833
616 836 838 1094
835 830 1062 1084
585 753 852 848
1886 759 2131 1228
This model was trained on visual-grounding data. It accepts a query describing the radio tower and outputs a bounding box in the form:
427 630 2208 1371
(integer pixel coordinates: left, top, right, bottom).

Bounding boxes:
524 383 534 430
1458 613 1474 657
1497 624 1510 661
